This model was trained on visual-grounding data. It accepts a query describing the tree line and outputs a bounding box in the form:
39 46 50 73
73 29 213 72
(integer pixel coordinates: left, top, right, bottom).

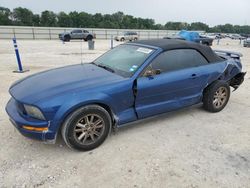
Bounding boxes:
0 6 249 34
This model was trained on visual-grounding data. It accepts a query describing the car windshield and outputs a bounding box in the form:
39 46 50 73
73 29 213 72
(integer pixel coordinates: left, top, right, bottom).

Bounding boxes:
93 45 155 77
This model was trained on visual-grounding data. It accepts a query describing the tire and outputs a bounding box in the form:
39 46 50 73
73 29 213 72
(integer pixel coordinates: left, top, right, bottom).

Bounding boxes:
134 37 138 41
86 35 93 41
120 38 125 42
63 35 70 42
203 81 230 112
61 105 112 151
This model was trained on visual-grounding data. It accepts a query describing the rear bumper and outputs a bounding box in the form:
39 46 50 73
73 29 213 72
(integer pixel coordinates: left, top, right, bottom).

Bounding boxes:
5 98 56 142
230 72 246 90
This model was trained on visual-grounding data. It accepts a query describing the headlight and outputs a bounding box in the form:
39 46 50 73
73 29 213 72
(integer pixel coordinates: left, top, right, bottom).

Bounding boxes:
23 104 45 120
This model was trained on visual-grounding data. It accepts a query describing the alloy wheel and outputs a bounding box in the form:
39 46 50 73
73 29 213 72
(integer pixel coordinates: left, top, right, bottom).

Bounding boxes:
213 87 228 109
73 114 105 145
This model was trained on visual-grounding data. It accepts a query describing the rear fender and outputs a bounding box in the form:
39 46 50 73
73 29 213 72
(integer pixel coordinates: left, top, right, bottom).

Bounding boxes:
217 59 242 82
202 60 243 93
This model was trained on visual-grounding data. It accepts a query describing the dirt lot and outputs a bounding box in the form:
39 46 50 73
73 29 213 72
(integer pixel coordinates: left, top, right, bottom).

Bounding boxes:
0 39 250 188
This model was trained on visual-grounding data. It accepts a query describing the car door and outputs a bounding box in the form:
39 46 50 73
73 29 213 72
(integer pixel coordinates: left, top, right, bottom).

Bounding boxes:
124 32 129 40
70 30 77 39
71 30 83 39
131 32 136 40
135 49 210 119
83 30 89 39
129 32 133 40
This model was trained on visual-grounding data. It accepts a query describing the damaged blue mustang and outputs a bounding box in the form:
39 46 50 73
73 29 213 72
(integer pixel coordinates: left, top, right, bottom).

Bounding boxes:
6 39 245 151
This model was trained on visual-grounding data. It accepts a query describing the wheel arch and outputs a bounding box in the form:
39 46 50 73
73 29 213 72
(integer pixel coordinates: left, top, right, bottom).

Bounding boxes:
64 34 70 38
54 100 117 134
87 34 93 40
202 60 242 96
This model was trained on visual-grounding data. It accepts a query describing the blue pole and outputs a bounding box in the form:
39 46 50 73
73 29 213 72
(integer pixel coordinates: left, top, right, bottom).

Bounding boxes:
12 38 23 72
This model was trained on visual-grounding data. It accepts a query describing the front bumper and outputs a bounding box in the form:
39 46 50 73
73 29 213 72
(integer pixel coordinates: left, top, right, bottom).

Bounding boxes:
58 34 64 40
5 98 56 142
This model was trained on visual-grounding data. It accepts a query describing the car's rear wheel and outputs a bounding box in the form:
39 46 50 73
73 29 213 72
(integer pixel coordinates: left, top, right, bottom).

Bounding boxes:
61 105 112 151
86 35 93 41
120 38 125 42
203 81 230 112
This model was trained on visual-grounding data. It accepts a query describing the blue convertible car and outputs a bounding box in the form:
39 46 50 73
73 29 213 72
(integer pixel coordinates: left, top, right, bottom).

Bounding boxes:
6 39 245 151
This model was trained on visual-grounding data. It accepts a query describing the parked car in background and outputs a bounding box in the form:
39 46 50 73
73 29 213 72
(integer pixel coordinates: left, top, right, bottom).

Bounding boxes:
205 34 217 39
214 33 225 39
115 31 138 41
6 39 245 151
177 30 214 46
240 34 250 38
243 38 250 47
229 34 245 40
59 29 96 42
195 35 214 46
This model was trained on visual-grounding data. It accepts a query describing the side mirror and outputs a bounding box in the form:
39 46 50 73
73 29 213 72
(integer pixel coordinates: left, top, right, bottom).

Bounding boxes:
155 69 161 75
143 69 161 77
144 69 154 77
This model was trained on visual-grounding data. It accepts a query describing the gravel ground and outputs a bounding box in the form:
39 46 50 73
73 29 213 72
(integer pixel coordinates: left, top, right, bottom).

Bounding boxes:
0 39 250 188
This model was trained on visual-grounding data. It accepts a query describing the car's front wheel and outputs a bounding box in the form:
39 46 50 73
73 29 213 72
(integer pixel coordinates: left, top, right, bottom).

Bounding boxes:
63 35 70 42
61 105 112 151
203 81 230 112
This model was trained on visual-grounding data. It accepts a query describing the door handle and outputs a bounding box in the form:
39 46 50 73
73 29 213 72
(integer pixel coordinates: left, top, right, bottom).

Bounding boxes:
191 74 198 79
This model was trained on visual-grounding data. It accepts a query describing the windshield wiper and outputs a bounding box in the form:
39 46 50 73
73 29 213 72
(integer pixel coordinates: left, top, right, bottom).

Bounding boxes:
96 64 115 73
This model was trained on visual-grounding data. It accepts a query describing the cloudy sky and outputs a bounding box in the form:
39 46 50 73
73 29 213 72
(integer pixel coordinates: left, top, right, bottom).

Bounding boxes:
1 0 249 26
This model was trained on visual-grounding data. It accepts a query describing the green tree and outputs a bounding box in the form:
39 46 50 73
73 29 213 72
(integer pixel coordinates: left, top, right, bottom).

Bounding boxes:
92 13 103 28
165 22 189 30
57 12 72 27
77 12 92 28
69 11 80 27
112 12 124 28
12 7 33 26
189 22 209 31
0 7 12 25
32 14 40 26
40 10 57 27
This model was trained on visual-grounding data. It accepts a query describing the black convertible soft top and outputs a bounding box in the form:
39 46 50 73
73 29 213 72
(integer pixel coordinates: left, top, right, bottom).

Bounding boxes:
129 39 223 63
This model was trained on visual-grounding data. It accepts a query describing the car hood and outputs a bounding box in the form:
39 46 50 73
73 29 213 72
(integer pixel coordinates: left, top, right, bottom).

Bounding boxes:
9 64 125 104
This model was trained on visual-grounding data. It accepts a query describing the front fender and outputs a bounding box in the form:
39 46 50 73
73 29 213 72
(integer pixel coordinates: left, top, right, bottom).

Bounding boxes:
56 92 115 131
38 91 116 133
